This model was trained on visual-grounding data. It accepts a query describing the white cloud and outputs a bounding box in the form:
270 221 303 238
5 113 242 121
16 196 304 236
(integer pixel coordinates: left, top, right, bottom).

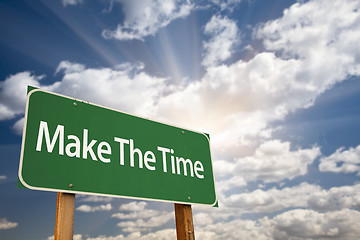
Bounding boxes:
11 117 24 135
224 183 360 213
307 184 360 211
213 159 236 178
76 203 112 212
0 175 7 181
0 72 42 120
2 0 360 156
102 0 193 41
118 201 147 212
195 218 270 240
117 212 174 232
83 229 176 240
0 0 357 151
0 61 167 135
202 15 239 67
1 0 360 239
62 0 83 7
153 52 303 150
1 2 360 238
113 201 173 232
193 212 214 226
268 209 360 240
48 234 83 240
256 0 360 81
131 229 176 240
77 195 113 203
193 182 360 226
182 141 319 212
225 182 320 212
0 218 18 230
194 209 360 240
112 209 159 220
48 61 167 117
233 140 320 183
319 145 360 175
55 61 86 74
150 0 360 159
152 44 356 155
216 175 247 197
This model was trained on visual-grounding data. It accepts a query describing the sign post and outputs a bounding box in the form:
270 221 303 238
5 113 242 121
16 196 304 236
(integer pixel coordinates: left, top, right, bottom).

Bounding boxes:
175 203 195 240
54 192 75 240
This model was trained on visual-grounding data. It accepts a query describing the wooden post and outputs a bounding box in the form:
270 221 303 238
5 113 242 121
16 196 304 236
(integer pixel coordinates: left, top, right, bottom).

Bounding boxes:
174 203 195 240
54 192 75 240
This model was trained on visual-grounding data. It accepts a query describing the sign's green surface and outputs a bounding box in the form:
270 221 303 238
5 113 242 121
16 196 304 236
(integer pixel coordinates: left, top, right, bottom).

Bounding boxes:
19 89 217 206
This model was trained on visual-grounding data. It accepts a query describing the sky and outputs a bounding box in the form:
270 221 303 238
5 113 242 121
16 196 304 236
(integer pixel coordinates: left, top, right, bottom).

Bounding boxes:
0 0 360 239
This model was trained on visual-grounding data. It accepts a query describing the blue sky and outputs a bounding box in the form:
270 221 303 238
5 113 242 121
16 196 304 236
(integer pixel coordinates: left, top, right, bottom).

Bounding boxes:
1 0 360 239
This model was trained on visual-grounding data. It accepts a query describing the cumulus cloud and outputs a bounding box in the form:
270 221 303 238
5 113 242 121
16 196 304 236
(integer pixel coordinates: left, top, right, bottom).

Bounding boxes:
49 61 167 116
75 208 360 240
0 61 167 134
196 218 270 240
116 212 174 232
76 203 112 212
216 175 247 197
195 209 360 240
2 0 360 155
0 218 18 230
153 52 304 150
118 201 147 212
1 1 360 238
225 182 319 212
0 72 42 120
0 1 358 198
0 175 7 182
102 0 193 41
152 47 357 155
233 140 320 183
268 209 360 240
307 184 360 211
224 182 360 212
80 229 176 240
48 234 83 240
11 117 25 135
77 195 113 203
319 145 360 175
256 0 360 80
193 182 360 230
149 0 360 157
202 15 239 67
55 61 86 74
0 1 356 147
197 141 320 207
112 209 159 220
112 201 173 232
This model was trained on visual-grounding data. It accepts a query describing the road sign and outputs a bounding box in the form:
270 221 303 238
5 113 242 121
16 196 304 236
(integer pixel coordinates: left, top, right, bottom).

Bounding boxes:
19 88 217 206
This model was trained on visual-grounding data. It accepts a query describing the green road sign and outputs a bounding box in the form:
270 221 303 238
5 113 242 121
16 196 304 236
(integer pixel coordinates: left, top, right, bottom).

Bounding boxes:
19 88 217 206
